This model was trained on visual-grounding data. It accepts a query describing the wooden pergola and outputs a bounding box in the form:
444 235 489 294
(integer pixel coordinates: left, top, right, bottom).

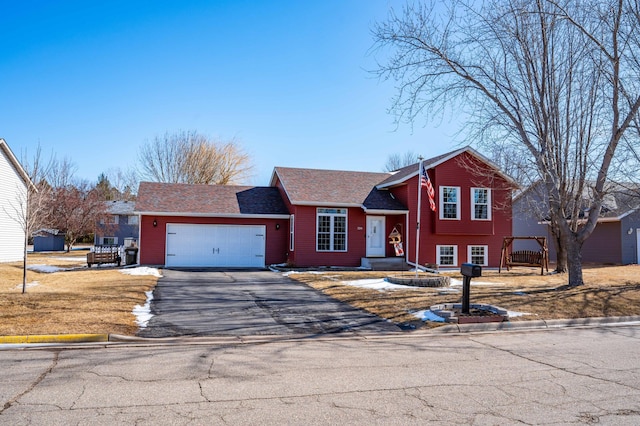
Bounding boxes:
499 236 549 275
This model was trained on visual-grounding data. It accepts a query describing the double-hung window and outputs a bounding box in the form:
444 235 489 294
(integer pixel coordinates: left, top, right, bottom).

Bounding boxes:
471 188 491 220
101 237 118 245
436 245 458 266
468 245 488 266
440 187 460 220
100 215 119 225
317 208 347 252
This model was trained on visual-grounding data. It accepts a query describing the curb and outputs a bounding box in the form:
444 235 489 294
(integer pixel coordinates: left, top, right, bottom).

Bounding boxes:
2 316 640 345
0 334 109 344
426 315 640 334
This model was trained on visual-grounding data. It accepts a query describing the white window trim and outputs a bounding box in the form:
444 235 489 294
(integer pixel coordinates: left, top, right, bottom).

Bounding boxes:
436 245 458 267
471 188 492 221
289 214 295 252
439 186 461 220
316 208 348 252
101 236 118 245
467 245 488 266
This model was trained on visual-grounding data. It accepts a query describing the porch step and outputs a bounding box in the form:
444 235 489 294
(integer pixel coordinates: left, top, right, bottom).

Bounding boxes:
361 257 409 271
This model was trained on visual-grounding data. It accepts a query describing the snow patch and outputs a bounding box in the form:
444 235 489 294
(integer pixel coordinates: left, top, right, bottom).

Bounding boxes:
119 267 162 278
27 264 68 273
449 278 499 287
507 310 533 318
342 278 415 291
412 310 446 322
133 290 154 328
15 281 40 290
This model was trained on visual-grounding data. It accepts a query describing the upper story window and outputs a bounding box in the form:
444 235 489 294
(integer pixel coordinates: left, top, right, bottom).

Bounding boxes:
100 215 119 225
440 187 460 220
127 215 139 225
317 208 347 252
471 188 491 220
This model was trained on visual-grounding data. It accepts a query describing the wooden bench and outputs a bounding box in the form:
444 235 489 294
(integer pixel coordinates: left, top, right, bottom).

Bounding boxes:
87 251 121 267
508 250 543 266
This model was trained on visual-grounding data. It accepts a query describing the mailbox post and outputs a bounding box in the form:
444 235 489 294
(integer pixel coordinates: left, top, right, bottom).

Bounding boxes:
460 263 482 314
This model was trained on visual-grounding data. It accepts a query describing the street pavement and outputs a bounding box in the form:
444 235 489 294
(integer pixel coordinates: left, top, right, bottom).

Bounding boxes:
1 325 639 424
138 269 401 337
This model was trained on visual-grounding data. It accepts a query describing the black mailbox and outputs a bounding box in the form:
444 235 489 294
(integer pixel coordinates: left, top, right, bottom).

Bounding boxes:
461 263 482 278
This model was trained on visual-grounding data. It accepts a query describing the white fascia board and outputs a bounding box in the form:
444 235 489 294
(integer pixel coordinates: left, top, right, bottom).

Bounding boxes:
376 175 417 190
0 139 37 192
363 209 409 215
136 211 291 220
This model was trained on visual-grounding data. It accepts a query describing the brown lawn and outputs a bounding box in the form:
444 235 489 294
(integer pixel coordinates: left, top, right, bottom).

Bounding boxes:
1 252 639 335
290 264 640 328
0 251 157 336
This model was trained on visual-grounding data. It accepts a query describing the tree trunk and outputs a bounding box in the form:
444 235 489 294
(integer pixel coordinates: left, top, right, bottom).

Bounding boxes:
564 234 584 286
553 233 567 273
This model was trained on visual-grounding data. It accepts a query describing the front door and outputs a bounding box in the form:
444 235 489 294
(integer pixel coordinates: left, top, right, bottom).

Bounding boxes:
366 216 386 257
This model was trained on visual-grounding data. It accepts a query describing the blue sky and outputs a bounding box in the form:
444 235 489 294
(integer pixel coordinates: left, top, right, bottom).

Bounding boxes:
1 0 464 186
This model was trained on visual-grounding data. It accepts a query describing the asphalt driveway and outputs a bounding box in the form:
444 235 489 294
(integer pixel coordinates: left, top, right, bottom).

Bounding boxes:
138 269 401 337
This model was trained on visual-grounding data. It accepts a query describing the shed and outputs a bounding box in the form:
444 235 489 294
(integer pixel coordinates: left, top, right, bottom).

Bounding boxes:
33 229 66 252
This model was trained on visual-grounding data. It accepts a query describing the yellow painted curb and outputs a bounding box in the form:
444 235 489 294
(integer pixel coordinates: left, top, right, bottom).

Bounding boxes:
0 334 109 344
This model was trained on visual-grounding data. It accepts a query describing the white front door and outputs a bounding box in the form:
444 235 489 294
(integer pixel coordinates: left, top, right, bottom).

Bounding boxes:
366 216 386 257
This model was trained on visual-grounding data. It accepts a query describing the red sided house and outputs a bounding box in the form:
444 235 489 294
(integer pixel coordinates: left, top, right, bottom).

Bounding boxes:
135 147 515 269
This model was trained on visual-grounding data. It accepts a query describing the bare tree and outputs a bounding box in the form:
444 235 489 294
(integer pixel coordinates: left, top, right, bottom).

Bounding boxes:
138 130 253 185
103 167 138 200
384 150 420 171
373 0 640 286
47 156 77 189
46 180 109 251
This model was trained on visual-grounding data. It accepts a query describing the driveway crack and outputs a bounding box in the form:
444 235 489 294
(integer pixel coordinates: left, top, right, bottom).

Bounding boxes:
1 350 60 415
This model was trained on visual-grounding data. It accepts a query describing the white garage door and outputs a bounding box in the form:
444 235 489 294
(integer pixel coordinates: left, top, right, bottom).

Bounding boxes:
165 224 266 268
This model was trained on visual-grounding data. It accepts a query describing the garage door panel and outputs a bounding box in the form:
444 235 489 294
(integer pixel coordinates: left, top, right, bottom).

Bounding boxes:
166 224 266 268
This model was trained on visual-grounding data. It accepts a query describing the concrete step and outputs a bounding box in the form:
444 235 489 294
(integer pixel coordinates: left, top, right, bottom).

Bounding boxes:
361 257 409 271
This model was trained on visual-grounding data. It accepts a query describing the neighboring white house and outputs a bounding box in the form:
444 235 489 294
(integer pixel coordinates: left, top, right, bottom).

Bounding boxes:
0 139 35 263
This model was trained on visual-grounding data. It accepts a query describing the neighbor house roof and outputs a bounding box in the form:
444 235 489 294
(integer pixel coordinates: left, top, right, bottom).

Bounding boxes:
271 167 395 207
106 200 136 215
135 182 290 218
517 180 640 223
0 138 37 192
32 228 65 237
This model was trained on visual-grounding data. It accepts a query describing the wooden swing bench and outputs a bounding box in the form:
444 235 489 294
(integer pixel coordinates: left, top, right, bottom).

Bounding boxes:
508 250 544 266
499 237 549 275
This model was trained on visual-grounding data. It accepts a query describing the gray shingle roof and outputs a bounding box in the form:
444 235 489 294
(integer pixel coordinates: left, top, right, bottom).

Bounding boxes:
363 189 408 211
106 200 136 215
135 182 289 216
273 167 393 206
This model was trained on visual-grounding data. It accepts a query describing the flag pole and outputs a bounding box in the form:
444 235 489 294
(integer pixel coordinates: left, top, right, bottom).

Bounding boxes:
415 157 424 278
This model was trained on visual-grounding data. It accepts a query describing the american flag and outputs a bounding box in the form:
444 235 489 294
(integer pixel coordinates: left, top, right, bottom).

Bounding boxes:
421 164 436 212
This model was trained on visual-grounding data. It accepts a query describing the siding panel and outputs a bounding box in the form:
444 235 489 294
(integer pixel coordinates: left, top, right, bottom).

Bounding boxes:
0 148 27 262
